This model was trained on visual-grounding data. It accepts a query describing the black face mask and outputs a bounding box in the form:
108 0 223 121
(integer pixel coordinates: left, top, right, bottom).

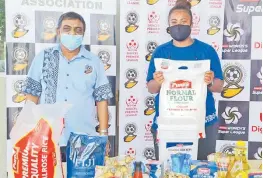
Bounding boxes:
167 25 191 41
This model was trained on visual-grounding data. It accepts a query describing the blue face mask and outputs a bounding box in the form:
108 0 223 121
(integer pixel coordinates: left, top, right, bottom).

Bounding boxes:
60 34 83 51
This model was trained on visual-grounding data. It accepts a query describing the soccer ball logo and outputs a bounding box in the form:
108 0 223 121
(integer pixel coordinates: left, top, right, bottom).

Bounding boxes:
98 20 110 32
207 16 220 35
145 96 155 108
124 123 137 142
127 12 138 25
148 11 160 23
127 40 139 51
13 14 27 28
126 148 136 156
147 41 157 53
125 69 138 89
143 147 155 160
13 47 28 62
220 144 235 155
14 80 26 93
98 50 111 70
126 69 138 80
43 17 56 30
225 66 243 84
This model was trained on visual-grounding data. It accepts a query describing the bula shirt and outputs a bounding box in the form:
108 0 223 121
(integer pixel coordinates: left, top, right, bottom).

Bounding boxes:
146 39 223 130
24 45 113 146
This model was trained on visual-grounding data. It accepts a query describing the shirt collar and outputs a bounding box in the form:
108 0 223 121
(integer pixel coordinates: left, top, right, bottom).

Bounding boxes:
53 45 91 60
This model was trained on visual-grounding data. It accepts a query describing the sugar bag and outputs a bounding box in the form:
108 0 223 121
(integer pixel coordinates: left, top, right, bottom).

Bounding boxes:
66 133 107 178
155 59 210 138
9 101 70 178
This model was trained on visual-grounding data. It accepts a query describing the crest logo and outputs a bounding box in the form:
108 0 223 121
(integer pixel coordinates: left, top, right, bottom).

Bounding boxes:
123 123 137 142
12 80 26 103
219 143 235 155
98 20 111 41
144 96 155 116
125 69 138 89
125 12 139 33
145 41 158 62
42 17 57 41
207 16 221 35
12 13 29 38
143 147 155 160
13 47 28 71
84 65 93 74
221 64 246 98
98 50 111 71
125 147 136 156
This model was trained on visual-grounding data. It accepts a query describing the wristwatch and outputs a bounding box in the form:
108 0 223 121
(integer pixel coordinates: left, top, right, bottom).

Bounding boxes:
100 129 108 136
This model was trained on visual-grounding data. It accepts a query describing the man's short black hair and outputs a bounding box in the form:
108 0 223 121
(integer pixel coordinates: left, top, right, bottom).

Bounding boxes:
57 12 86 32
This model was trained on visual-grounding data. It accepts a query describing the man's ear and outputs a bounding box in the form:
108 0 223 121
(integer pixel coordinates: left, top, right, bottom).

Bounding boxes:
56 28 60 37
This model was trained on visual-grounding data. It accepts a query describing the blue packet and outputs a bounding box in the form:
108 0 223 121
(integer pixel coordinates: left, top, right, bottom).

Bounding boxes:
66 132 108 178
190 161 218 178
171 153 191 176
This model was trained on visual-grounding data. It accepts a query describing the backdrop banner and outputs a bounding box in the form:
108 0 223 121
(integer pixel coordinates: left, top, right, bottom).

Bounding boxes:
119 0 262 161
4 0 117 171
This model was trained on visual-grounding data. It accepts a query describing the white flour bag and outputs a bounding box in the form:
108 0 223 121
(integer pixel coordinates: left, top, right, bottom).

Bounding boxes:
155 58 210 138
9 101 71 178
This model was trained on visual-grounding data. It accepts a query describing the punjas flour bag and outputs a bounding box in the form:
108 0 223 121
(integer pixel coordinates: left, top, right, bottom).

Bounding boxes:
155 58 210 138
9 101 71 178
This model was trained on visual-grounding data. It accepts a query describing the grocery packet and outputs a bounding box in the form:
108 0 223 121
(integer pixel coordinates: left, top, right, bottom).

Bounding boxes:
9 101 70 178
155 59 210 138
67 133 108 178
190 161 218 178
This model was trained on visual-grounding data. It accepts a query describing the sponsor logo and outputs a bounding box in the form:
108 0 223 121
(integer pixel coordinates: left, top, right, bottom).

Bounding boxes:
161 60 169 70
191 13 200 36
224 23 244 42
127 0 140 5
144 96 155 116
254 147 262 160
207 16 221 35
125 95 139 117
125 11 139 33
145 41 158 62
12 80 26 103
219 143 236 155
12 13 29 38
252 66 262 95
125 147 136 156
13 47 29 71
147 11 160 34
143 147 155 160
144 120 153 142
98 20 111 41
223 23 248 54
123 123 137 142
95 112 111 133
42 16 57 41
219 106 246 135
21 0 103 10
98 50 111 71
170 80 192 89
197 168 211 175
147 0 159 5
124 69 138 89
236 4 262 15
126 39 139 62
251 112 262 134
209 0 222 8
221 63 246 98
254 42 262 49
12 147 19 173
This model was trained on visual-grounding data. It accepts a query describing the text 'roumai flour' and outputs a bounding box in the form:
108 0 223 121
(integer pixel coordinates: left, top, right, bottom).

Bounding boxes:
9 101 71 178
155 58 210 138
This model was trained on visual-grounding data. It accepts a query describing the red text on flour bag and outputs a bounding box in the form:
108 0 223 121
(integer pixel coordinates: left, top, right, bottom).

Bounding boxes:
12 119 58 178
170 80 192 89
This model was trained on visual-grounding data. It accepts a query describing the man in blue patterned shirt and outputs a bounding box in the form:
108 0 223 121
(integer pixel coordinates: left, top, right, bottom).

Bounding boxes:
24 12 113 146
